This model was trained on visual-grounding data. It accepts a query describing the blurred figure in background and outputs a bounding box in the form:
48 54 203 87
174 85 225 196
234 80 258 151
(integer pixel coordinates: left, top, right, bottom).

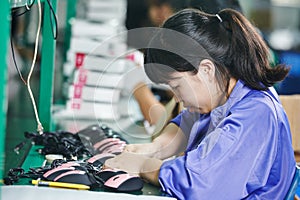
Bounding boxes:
147 0 186 26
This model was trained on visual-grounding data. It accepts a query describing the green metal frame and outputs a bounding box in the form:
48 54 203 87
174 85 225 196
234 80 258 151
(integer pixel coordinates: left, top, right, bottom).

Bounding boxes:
0 0 10 182
1 0 60 181
63 0 77 62
1 0 78 183
39 0 57 131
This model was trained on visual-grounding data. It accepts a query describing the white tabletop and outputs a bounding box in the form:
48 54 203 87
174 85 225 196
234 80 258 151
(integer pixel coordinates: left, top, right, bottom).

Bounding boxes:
1 185 176 200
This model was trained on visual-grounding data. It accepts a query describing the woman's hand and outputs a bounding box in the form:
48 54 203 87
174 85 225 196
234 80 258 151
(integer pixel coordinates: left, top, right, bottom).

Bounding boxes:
124 143 159 158
104 151 163 186
104 151 148 175
125 123 187 160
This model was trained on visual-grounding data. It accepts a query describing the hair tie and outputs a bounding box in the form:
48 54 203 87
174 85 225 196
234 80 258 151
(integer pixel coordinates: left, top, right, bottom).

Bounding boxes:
216 14 222 23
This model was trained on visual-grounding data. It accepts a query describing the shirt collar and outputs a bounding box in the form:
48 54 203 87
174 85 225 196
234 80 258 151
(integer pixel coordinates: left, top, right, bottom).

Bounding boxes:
210 80 251 128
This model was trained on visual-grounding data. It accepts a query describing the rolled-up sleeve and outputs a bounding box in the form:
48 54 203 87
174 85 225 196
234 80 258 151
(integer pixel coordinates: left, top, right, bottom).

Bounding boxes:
170 110 205 138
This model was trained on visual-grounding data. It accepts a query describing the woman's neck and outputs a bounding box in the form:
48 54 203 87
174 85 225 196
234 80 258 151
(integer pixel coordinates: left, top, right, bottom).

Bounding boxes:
216 78 237 108
227 78 238 97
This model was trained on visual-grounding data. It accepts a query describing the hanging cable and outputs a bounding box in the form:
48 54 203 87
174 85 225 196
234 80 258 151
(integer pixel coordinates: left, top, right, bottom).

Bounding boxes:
27 0 44 134
11 0 36 17
46 0 58 39
10 37 27 85
10 0 36 84
10 0 57 85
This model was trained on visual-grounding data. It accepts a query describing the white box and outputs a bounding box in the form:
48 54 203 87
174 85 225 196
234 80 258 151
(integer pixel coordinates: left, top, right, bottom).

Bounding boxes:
82 56 128 74
65 99 120 120
69 37 127 57
86 12 125 23
63 61 74 77
73 69 124 88
64 53 129 78
87 0 126 9
71 19 118 38
67 52 129 71
68 84 121 103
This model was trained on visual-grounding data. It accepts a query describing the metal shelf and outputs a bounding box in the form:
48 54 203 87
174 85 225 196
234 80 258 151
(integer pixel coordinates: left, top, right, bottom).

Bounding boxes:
0 0 58 180
0 0 10 182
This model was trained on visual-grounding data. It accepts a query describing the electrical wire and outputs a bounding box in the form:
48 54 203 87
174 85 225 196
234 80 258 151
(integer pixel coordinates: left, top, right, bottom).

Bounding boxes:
27 0 44 134
10 0 58 85
10 0 59 134
10 0 36 84
11 0 35 17
10 37 27 85
46 0 58 40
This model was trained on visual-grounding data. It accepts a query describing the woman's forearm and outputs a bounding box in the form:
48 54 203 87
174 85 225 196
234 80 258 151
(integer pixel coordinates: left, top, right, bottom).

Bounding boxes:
125 123 187 160
140 157 163 186
152 123 187 160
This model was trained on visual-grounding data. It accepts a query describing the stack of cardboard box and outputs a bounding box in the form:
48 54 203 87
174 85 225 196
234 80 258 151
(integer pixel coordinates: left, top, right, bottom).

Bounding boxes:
58 0 131 120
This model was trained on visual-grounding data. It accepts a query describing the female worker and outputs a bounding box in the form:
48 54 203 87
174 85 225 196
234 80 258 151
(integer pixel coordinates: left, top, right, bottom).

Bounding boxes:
105 8 296 199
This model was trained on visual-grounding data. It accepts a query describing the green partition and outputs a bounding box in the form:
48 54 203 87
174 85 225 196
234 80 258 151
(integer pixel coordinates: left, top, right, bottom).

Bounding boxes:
0 0 10 182
39 0 57 132
1 0 58 181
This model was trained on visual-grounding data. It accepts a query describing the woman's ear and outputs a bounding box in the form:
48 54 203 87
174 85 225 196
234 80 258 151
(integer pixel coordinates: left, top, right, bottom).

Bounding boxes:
198 59 215 81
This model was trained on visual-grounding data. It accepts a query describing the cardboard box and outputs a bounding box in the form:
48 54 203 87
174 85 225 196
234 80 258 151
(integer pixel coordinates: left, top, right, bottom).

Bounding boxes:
80 54 128 74
72 19 118 38
69 37 127 57
73 68 124 88
65 99 120 120
279 95 300 151
87 0 125 9
68 84 121 103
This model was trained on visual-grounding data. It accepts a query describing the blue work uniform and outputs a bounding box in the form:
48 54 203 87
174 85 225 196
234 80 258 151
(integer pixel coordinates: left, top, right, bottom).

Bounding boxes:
159 80 296 200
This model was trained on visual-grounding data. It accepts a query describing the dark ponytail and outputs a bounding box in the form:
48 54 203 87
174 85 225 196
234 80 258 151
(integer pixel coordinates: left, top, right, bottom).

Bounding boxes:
217 9 290 90
144 8 290 92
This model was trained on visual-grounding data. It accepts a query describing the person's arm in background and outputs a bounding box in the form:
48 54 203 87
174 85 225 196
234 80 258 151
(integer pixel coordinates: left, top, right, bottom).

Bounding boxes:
133 82 166 125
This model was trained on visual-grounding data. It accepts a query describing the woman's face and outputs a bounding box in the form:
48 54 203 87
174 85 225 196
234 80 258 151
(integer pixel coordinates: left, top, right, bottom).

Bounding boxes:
167 59 223 114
